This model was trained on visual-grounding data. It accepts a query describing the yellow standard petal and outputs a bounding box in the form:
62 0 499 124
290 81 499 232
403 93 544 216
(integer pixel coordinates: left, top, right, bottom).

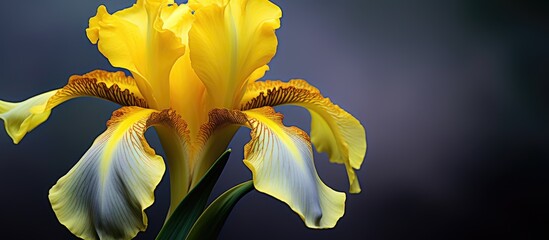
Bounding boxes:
188 0 229 9
188 0 281 109
0 70 147 144
49 106 187 240
161 3 210 135
87 0 185 108
242 80 367 193
243 107 345 228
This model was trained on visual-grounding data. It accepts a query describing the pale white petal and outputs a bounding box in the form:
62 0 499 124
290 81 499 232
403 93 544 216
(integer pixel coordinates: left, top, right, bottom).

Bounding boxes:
48 107 168 239
243 107 346 228
242 80 366 193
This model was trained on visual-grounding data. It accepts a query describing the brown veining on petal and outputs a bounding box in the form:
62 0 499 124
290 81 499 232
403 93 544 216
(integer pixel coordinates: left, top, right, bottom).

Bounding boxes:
196 108 249 145
46 70 149 109
240 79 321 110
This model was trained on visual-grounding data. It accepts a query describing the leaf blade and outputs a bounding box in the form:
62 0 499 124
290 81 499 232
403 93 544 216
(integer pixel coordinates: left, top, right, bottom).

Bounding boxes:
185 181 254 240
156 149 232 240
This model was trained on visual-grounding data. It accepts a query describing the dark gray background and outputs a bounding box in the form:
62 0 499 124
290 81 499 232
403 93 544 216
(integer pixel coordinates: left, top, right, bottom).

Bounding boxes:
1 0 548 239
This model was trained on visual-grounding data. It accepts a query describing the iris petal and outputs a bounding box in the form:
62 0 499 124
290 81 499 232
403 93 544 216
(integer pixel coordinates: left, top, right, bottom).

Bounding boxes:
243 107 345 228
188 0 281 108
242 80 366 193
198 107 346 228
0 90 55 144
162 3 210 135
87 0 186 108
49 106 187 240
0 70 146 144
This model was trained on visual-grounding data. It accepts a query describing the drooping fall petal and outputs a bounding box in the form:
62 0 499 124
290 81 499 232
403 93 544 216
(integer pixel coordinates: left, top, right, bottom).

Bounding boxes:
242 80 366 193
0 70 147 144
86 0 186 108
0 90 56 144
49 106 187 240
243 107 345 228
199 107 346 228
188 0 281 109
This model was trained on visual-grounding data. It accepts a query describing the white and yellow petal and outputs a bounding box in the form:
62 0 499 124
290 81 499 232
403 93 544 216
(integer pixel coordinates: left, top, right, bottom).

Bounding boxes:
198 107 346 228
243 107 345 228
49 106 187 240
188 0 281 109
0 70 146 144
86 0 186 108
242 80 366 193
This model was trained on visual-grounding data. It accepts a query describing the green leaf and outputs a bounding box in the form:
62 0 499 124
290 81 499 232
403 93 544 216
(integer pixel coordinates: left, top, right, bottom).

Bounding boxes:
156 149 232 240
185 181 254 240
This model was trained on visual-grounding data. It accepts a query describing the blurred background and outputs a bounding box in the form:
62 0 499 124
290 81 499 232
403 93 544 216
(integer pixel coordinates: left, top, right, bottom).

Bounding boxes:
1 0 548 239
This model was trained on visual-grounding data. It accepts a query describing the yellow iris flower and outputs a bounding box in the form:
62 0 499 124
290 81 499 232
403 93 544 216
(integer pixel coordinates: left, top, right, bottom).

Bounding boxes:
0 0 366 239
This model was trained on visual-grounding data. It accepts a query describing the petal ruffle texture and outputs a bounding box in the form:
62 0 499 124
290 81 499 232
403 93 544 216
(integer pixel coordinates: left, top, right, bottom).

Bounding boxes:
0 70 146 144
87 0 186 108
242 80 367 193
243 107 346 228
48 107 175 240
189 0 281 108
